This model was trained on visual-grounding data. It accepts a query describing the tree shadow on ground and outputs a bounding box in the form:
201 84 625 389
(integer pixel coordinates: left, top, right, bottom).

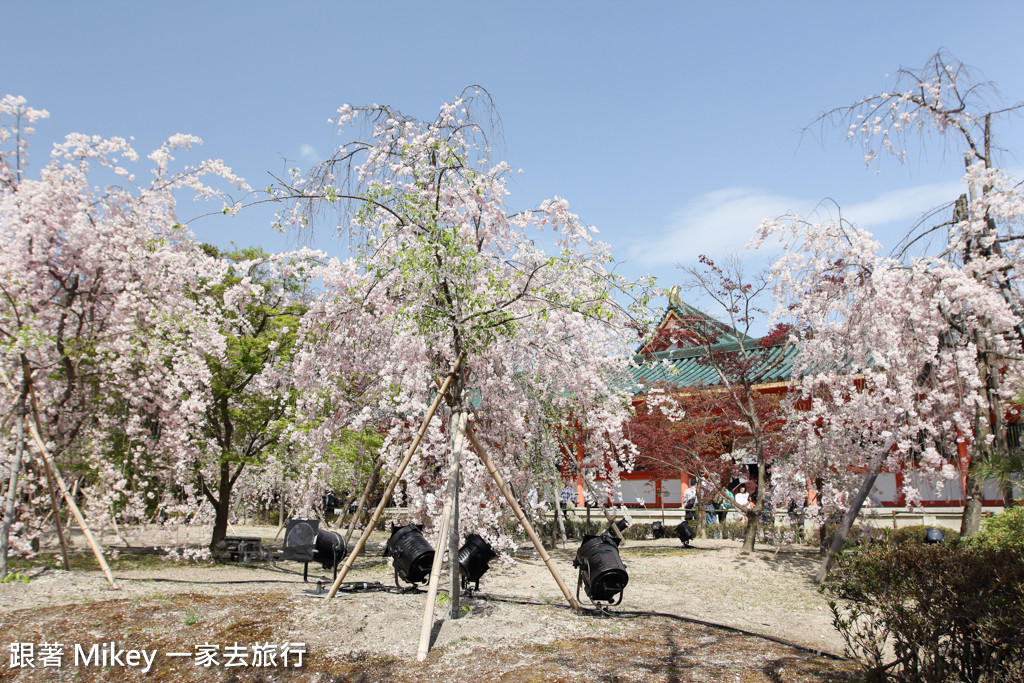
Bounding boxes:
727 546 822 582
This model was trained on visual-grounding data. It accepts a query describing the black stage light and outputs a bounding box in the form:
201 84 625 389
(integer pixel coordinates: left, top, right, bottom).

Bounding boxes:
573 533 629 605
924 527 945 544
384 523 435 587
458 533 497 591
279 519 348 581
676 520 695 547
313 529 347 573
651 520 665 539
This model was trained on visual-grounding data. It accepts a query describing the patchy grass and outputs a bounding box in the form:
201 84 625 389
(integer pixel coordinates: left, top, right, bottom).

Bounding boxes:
619 545 710 559
9 548 206 573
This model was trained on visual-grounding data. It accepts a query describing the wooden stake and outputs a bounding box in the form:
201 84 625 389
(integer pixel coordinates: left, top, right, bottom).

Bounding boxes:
415 411 466 662
326 353 464 599
464 425 579 610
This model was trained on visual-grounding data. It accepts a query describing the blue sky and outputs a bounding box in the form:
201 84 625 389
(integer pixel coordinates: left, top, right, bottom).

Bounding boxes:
7 2 1024 322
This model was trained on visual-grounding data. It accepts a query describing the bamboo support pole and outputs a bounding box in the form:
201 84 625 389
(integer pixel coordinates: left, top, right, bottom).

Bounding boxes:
30 396 71 570
1 367 111 584
343 460 381 543
415 411 466 662
25 409 118 589
326 353 464 599
41 458 71 570
463 425 579 610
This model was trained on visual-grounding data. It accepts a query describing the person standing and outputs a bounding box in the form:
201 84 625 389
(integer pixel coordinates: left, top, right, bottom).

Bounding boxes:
706 500 720 538
683 482 697 521
559 484 574 519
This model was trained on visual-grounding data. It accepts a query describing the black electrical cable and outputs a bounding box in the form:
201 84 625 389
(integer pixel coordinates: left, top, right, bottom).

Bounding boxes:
119 577 310 585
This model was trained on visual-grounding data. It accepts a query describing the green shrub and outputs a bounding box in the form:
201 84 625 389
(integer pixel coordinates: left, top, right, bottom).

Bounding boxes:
970 504 1024 551
536 517 604 540
621 523 652 540
719 520 747 540
535 517 662 541
881 524 960 547
823 542 1024 682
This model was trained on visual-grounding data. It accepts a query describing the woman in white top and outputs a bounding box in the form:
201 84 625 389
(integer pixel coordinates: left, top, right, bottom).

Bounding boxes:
734 484 750 509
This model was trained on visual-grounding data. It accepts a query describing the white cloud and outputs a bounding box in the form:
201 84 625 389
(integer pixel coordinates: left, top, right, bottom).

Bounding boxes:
299 143 318 161
627 187 803 267
629 178 971 268
844 181 962 235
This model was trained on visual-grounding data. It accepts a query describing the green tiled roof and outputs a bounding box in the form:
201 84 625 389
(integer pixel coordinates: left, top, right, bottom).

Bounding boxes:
630 341 797 392
629 298 797 393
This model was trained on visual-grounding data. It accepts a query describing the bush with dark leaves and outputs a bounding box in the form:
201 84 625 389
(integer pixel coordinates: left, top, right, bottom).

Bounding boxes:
823 540 1024 682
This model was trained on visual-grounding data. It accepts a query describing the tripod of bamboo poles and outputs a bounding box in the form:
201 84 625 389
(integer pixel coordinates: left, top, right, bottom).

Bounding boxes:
0 364 118 589
321 354 580 661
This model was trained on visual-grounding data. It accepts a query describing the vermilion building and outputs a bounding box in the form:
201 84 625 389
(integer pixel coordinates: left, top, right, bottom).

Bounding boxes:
574 294 1021 514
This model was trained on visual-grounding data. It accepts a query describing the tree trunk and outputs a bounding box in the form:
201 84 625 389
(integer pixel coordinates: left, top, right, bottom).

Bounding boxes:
553 482 567 547
545 483 557 549
0 383 28 578
741 509 758 552
961 327 1000 538
960 460 985 537
959 171 1014 536
580 475 625 545
815 455 885 585
694 486 707 537
278 487 286 529
741 448 770 553
209 461 235 550
417 409 466 660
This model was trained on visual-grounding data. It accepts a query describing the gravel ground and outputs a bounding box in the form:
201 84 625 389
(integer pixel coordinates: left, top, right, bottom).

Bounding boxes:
0 525 854 681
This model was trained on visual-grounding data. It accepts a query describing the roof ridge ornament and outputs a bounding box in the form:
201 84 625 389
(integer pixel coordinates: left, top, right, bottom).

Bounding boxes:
668 285 682 309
